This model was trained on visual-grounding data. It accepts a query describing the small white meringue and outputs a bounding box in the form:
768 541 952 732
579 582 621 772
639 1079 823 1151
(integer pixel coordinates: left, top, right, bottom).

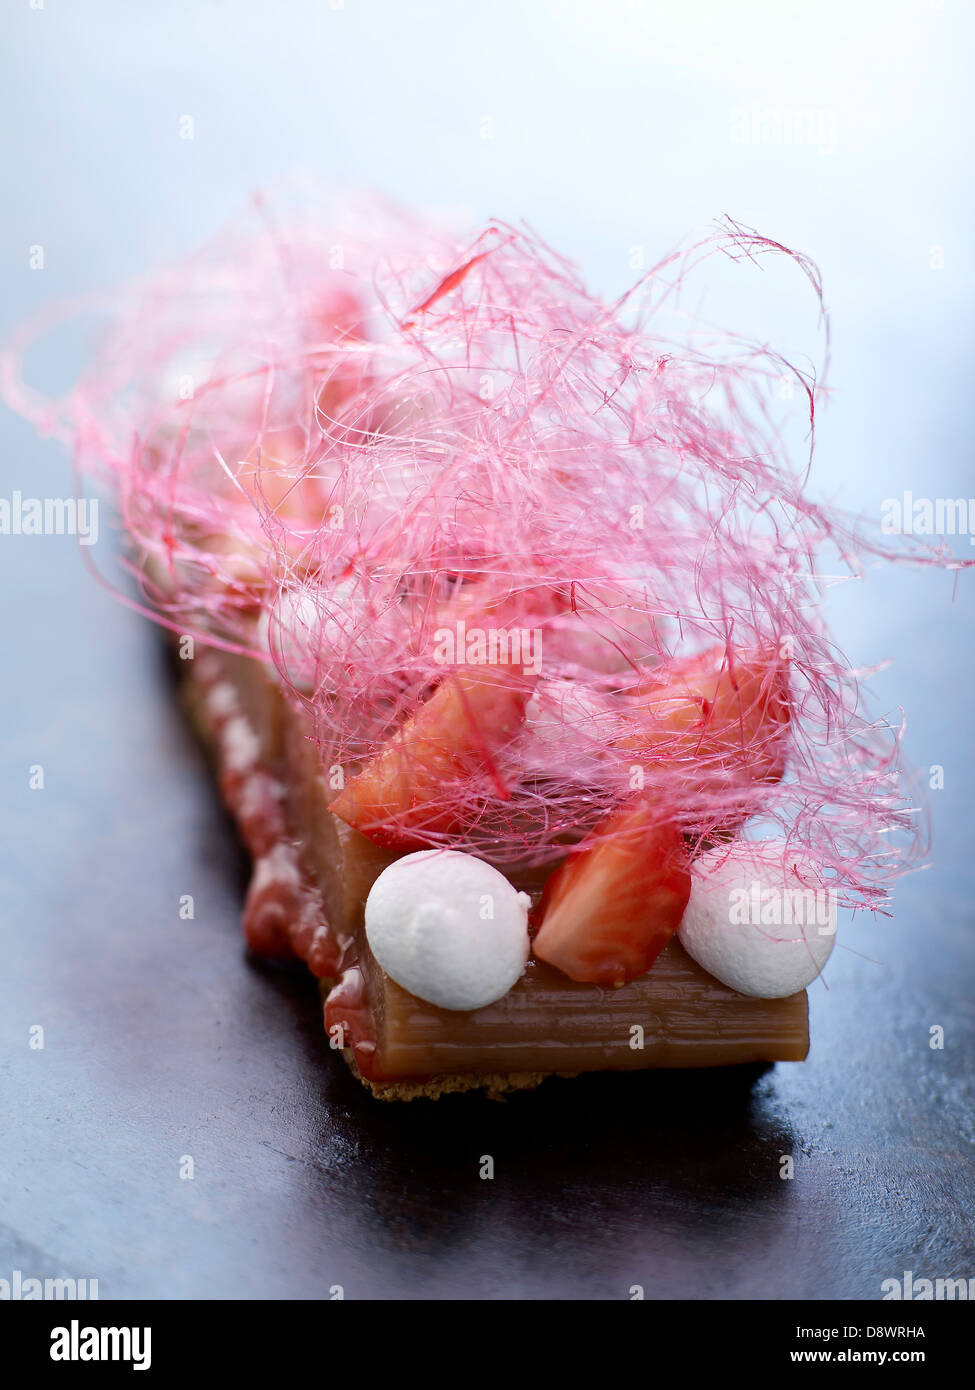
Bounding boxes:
678 839 836 998
365 851 531 1011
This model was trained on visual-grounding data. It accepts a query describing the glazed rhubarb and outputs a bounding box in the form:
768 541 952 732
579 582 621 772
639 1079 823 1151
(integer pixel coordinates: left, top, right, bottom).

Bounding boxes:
185 645 808 1098
337 941 809 1090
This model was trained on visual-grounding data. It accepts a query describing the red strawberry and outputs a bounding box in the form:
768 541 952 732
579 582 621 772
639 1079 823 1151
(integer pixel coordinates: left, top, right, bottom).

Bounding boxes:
616 645 790 783
329 666 533 848
532 800 691 986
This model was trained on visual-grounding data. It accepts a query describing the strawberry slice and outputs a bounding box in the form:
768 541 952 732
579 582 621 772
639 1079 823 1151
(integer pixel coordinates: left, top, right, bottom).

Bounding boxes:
616 645 790 783
532 800 691 986
330 666 534 849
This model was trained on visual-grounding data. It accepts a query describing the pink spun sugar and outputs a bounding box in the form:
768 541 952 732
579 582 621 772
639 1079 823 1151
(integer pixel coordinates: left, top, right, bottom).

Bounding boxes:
2 193 940 908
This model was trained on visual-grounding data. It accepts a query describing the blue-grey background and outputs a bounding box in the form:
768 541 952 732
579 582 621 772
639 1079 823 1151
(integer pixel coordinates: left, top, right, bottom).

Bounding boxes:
1 0 972 1300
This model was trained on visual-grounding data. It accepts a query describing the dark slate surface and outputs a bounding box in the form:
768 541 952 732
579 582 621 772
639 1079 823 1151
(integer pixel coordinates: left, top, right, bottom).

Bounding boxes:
1 0 973 1302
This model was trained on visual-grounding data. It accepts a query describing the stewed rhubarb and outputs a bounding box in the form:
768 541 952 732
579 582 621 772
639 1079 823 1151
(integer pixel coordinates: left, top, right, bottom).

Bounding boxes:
184 646 810 1098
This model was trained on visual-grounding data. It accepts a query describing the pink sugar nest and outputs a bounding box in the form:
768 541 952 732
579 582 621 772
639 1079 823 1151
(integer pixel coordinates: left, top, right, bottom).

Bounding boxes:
4 184 960 910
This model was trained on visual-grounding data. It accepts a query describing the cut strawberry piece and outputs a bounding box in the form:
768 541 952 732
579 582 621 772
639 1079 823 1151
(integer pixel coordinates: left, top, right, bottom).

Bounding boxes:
329 666 534 848
532 800 691 987
617 645 790 783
